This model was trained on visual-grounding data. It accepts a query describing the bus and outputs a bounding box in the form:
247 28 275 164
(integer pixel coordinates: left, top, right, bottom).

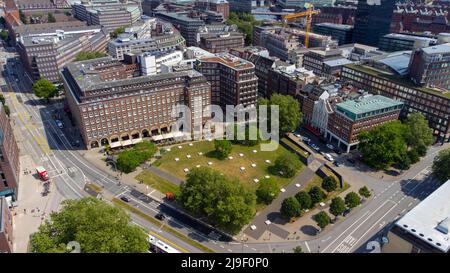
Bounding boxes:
147 234 182 253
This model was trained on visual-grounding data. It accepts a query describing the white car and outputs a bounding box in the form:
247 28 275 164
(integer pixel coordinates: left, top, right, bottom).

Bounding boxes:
264 220 271 225
326 144 334 150
250 225 257 230
56 120 64 129
325 153 334 162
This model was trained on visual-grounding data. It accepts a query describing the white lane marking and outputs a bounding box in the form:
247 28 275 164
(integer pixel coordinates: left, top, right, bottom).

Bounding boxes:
305 241 311 253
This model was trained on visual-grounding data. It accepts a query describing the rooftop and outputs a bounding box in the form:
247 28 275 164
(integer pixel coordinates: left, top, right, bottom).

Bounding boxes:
315 23 353 31
323 58 353 67
396 180 450 253
422 43 450 55
337 94 404 116
382 33 437 43
199 52 254 70
344 63 450 99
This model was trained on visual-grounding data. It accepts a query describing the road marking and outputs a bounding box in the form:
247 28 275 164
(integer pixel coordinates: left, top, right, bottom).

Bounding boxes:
304 241 311 253
408 202 413 207
220 245 225 248
227 249 232 252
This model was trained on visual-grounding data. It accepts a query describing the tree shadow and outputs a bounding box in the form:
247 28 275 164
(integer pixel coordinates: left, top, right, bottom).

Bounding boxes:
267 211 288 225
300 225 318 236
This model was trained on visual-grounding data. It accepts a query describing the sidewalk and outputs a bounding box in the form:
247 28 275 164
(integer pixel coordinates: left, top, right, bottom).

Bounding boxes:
12 154 64 252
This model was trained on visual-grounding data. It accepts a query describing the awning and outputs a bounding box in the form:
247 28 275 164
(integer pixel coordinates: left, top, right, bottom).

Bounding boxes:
162 132 174 139
152 135 164 141
121 139 133 146
131 138 143 144
172 131 185 138
110 141 122 148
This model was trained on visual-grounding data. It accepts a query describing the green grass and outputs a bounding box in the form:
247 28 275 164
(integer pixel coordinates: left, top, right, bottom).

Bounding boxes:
280 137 309 157
112 198 215 253
135 171 179 195
304 175 350 208
155 141 303 191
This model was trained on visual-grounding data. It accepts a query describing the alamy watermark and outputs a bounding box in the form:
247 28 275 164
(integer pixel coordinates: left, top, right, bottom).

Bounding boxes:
169 96 280 151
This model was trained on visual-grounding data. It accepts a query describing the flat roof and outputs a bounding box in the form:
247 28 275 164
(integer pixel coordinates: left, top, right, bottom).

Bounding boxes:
315 23 353 31
323 58 353 67
422 43 450 55
396 180 450 253
336 94 404 115
200 52 254 70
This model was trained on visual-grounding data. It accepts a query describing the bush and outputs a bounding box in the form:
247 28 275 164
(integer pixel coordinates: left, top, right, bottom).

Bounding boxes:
256 178 279 204
308 186 326 205
281 197 301 219
116 141 157 173
321 176 338 192
214 139 232 159
273 153 301 178
295 191 312 210
358 186 371 198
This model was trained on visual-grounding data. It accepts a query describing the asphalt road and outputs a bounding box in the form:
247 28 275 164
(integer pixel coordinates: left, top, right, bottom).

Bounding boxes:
2 49 447 254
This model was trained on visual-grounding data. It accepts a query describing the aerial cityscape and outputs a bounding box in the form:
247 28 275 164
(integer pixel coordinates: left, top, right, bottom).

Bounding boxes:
0 0 449 261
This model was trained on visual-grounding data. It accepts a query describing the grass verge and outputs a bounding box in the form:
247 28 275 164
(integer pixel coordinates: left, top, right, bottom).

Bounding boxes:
135 171 180 195
112 198 215 253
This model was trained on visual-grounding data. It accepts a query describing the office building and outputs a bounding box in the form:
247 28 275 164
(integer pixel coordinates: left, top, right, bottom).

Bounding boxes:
268 65 317 99
326 94 403 152
61 56 211 149
383 180 450 253
155 11 205 46
303 47 344 75
227 0 252 13
277 0 334 9
409 43 450 90
378 33 437 52
17 24 109 82
352 0 396 46
341 52 450 143
0 105 20 202
139 50 185 76
197 24 244 53
0 197 13 253
72 0 142 32
195 52 258 109
195 0 230 19
313 23 353 45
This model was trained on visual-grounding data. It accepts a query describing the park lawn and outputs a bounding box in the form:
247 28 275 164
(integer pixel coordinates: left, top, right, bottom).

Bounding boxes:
135 171 180 195
155 140 304 191
304 175 350 206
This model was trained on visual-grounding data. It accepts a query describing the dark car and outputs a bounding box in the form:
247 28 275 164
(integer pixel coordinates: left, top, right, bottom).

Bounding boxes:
155 213 166 221
120 196 130 202
334 149 342 155
347 158 356 164
343 209 351 217
334 161 341 167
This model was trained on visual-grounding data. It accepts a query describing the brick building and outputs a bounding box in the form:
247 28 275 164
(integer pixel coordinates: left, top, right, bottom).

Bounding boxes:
61 56 211 149
0 197 13 253
195 0 230 20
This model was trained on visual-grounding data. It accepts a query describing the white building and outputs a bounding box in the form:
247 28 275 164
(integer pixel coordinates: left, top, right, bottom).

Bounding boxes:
139 50 184 76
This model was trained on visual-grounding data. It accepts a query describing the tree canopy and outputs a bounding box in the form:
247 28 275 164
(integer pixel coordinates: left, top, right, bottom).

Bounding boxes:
322 176 338 193
358 186 371 198
314 211 331 230
177 167 256 234
432 148 450 182
226 12 260 45
30 197 148 253
117 141 157 173
281 197 301 219
111 26 126 38
295 191 312 210
256 178 279 204
47 13 56 23
345 192 361 209
308 186 326 205
259 94 302 135
273 152 301 178
75 51 108 61
32 78 58 101
214 139 232 159
329 197 346 218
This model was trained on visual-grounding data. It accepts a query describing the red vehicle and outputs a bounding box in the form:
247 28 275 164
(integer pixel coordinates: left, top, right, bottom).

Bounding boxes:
36 166 49 181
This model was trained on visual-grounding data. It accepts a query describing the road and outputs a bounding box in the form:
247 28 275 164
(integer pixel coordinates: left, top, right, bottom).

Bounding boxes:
2 48 447 254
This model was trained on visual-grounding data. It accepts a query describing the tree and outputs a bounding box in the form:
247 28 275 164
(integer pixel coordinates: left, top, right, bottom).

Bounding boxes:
321 176 338 193
329 197 346 218
358 121 408 170
32 78 58 101
0 94 5 105
308 186 326 205
111 26 126 38
404 113 434 154
295 191 312 210
47 13 56 23
256 178 279 204
432 148 450 182
29 197 148 253
273 152 301 178
116 141 157 173
345 192 361 209
226 12 260 45
19 10 28 24
178 167 256 234
214 139 232 159
0 30 8 41
281 197 301 219
259 94 302 135
3 105 10 117
293 246 303 253
358 186 371 198
314 211 331 230
75 51 107 61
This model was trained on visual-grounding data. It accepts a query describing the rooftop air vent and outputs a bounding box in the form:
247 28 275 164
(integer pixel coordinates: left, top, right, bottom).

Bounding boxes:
436 217 449 234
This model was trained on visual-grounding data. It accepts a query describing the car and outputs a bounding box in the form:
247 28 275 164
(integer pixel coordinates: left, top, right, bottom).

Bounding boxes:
347 158 356 164
334 148 342 155
250 225 257 230
324 153 334 162
303 137 311 142
326 144 334 150
343 209 352 217
120 196 130 202
55 120 64 129
334 161 342 167
155 213 166 221
294 133 301 138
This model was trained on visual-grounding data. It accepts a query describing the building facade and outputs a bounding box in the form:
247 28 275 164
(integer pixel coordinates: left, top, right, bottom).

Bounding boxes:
378 33 436 53
195 52 258 109
0 197 13 253
352 0 396 46
17 25 109 82
0 105 20 202
61 57 211 149
313 23 353 45
195 0 230 19
155 12 205 46
227 0 252 13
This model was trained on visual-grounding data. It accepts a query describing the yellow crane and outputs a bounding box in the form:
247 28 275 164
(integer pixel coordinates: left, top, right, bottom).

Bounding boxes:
282 3 320 48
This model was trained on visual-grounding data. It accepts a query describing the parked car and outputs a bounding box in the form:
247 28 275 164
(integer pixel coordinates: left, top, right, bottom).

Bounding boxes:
303 137 311 143
120 196 130 202
155 213 166 221
334 161 342 167
334 148 343 155
55 120 64 129
324 153 334 162
347 158 356 164
343 208 352 217
294 133 302 138
326 144 334 150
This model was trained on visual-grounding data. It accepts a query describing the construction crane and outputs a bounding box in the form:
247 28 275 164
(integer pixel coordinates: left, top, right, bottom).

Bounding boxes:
282 3 320 48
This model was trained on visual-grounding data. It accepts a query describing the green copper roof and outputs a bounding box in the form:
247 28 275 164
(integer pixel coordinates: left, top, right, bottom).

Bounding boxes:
336 95 404 121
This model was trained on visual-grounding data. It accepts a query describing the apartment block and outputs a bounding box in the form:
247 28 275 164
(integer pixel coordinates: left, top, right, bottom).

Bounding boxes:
61 56 211 149
197 24 244 53
0 105 20 201
195 0 230 19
